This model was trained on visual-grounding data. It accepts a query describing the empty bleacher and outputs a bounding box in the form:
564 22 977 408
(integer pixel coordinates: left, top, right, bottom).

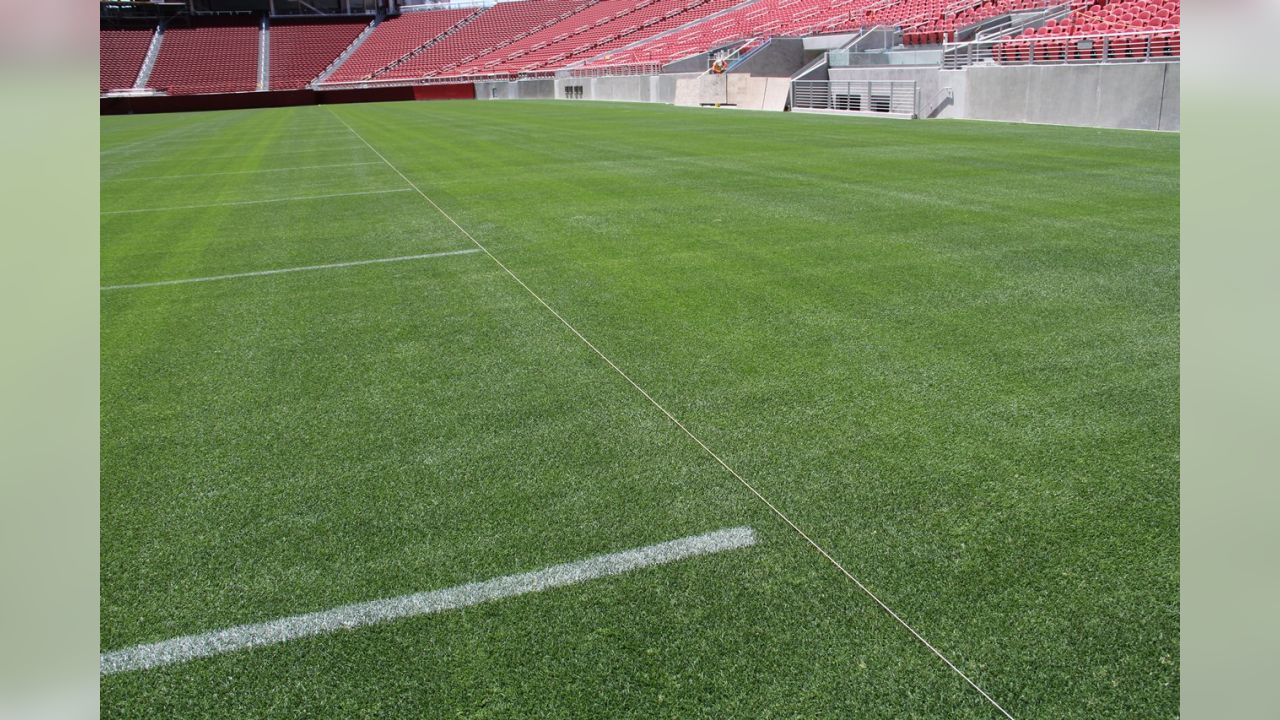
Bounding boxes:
146 16 260 95
101 0 1181 97
901 0 1055 45
586 0 885 70
269 17 371 90
324 9 474 83
993 0 1179 62
374 0 580 81
100 22 156 92
437 0 749 77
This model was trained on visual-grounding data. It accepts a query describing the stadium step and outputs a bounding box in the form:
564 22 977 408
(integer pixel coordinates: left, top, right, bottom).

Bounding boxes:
133 21 164 89
313 14 381 85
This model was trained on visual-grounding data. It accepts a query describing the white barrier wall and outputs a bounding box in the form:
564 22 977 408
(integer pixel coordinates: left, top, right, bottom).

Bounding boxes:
962 62 1179 130
829 62 1177 130
476 61 1178 131
672 74 789 110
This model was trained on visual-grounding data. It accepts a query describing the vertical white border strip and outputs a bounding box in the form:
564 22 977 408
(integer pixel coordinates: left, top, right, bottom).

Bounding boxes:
101 526 757 675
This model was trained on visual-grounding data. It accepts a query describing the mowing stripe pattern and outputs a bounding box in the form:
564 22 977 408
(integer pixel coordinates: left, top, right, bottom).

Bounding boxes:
101 188 414 215
325 108 1017 719
100 249 481 291
100 527 758 675
103 161 385 182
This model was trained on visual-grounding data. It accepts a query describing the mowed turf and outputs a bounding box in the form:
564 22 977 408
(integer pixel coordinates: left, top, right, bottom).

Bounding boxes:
101 101 1178 718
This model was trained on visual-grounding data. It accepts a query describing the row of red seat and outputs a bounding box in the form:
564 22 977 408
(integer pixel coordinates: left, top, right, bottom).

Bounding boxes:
325 10 474 83
585 0 888 69
100 24 155 92
447 0 741 76
993 29 1178 61
375 0 580 80
593 0 1178 70
102 0 1181 95
146 17 260 96
901 0 1054 45
993 0 1179 63
269 17 370 90
317 0 749 83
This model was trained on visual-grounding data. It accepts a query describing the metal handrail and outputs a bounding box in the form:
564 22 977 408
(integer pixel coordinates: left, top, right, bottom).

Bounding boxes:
942 27 1179 68
790 78 917 117
973 2 1071 41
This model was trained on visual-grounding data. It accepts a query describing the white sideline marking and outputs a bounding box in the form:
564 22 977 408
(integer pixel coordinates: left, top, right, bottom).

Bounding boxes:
100 526 757 675
100 130 356 154
100 249 481 291
101 188 413 215
103 161 384 182
327 109 1019 719
103 146 372 166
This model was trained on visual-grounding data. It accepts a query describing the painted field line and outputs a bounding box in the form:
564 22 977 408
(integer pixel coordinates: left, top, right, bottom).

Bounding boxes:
100 129 355 153
103 146 373 166
100 526 757 675
328 109 1019 719
100 117 243 157
103 161 385 182
101 249 481 291
101 188 413 215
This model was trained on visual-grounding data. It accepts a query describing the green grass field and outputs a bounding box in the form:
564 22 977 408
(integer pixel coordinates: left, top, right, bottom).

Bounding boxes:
101 100 1178 718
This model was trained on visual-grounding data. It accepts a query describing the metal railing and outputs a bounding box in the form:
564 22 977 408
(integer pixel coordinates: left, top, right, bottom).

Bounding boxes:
973 2 1071 42
790 79 917 117
566 63 661 77
943 28 1180 68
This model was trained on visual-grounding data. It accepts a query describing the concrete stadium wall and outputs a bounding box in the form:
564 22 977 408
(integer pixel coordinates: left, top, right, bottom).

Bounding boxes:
963 62 1178 130
568 75 653 102
828 62 1179 130
731 38 806 77
475 79 559 100
528 74 698 104
656 73 695 104
108 61 1178 131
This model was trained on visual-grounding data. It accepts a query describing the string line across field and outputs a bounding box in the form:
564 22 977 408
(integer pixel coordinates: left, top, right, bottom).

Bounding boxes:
326 107 1018 720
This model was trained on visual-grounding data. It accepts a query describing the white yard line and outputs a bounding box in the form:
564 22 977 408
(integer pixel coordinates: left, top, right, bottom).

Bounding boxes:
100 526 758 675
326 108 1019 720
102 146 374 167
100 132 362 158
100 249 481 291
102 161 385 182
101 188 413 216
100 129 356 153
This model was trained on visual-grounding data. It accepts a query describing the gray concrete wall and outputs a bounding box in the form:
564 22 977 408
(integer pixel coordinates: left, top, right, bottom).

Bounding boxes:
674 73 729 106
731 38 806 77
478 60 1179 131
475 79 556 100
965 61 1178 130
829 62 1178 129
803 33 859 51
663 54 711 74
551 75 678 103
656 73 696 103
515 79 556 99
592 75 652 102
473 81 508 100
